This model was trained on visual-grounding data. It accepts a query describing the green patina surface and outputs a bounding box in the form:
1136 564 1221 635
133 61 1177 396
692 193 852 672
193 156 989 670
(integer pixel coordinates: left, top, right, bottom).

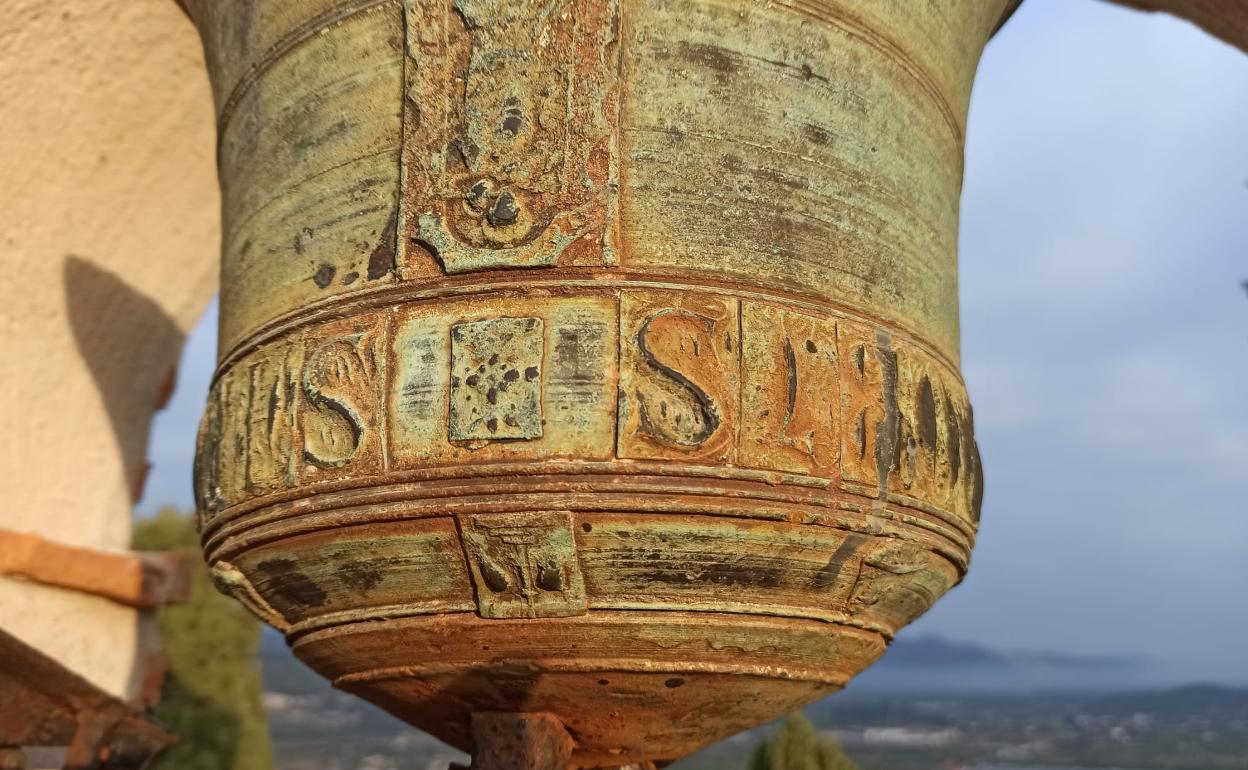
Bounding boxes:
184 0 1007 764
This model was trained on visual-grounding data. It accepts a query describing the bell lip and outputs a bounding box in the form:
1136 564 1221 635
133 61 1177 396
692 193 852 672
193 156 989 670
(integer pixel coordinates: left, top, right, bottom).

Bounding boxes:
993 0 1027 37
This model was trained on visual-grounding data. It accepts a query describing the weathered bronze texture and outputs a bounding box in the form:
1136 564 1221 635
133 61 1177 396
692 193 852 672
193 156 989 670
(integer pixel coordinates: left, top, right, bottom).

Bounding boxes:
187 0 1005 765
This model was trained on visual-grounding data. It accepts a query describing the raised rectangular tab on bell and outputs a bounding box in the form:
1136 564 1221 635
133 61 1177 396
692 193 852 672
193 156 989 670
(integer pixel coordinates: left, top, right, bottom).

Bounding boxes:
458 511 587 619
740 303 839 477
388 295 617 465
400 0 621 275
617 292 740 463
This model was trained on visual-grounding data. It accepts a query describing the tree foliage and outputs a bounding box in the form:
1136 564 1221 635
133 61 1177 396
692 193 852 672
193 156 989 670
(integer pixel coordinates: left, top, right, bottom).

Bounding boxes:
747 712 860 770
133 509 274 770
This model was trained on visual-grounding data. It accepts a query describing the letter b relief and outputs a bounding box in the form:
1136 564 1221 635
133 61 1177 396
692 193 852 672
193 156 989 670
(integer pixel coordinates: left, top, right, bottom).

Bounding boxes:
740 303 840 476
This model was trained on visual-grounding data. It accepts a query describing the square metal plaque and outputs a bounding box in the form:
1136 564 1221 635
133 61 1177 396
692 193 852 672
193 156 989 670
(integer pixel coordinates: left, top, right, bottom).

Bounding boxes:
458 511 587 619
449 317 544 441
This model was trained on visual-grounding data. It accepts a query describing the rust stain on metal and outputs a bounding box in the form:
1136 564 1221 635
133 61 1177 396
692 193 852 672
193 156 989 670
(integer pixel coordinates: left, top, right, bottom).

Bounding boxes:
399 0 621 274
618 291 739 463
187 0 1000 764
0 629 173 768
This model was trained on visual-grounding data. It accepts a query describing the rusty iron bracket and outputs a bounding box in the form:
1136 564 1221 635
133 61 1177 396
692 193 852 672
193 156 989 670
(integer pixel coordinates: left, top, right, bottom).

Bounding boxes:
0 630 174 770
0 529 188 609
452 712 662 770
462 713 574 770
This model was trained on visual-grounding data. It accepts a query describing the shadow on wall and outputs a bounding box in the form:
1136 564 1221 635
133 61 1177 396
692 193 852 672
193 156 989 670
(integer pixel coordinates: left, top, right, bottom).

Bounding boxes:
64 255 184 503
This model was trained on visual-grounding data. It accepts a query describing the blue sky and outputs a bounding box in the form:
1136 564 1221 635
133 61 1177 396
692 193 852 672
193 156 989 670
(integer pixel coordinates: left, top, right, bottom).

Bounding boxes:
139 0 1248 683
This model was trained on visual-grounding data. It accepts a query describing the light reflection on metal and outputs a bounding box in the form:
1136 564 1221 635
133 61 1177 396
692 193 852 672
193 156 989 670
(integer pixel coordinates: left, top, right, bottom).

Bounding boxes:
185 0 1003 765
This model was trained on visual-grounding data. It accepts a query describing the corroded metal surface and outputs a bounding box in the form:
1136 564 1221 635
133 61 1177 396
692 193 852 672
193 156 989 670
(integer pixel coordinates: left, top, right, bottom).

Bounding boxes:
186 0 1006 765
0 630 173 769
464 713 574 770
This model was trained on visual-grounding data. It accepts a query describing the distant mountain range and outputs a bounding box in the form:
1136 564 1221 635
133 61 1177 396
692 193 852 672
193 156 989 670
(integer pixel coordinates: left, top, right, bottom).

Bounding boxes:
879 634 1144 669
845 633 1176 694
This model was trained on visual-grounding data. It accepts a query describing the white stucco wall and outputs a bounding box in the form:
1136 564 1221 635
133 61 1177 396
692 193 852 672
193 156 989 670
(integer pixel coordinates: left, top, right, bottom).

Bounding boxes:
0 0 219 700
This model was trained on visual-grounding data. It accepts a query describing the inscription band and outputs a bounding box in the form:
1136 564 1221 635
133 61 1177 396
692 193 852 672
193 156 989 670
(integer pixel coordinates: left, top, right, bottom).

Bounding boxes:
213 272 969 382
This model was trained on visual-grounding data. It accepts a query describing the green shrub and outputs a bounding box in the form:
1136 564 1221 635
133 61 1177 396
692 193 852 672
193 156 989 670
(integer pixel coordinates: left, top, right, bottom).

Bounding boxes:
133 509 274 770
747 713 860 770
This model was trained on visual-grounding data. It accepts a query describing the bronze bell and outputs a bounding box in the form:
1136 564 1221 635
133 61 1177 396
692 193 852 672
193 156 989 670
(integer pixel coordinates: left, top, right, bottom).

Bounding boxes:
188 0 998 765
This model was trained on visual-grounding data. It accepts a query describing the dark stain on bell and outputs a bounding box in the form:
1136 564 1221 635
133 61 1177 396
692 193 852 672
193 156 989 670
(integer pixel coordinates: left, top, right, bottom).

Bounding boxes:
264 378 280 435
783 337 798 426
500 99 525 137
537 562 565 592
874 341 901 490
488 191 520 226
799 62 828 83
812 533 866 590
970 423 985 523
945 392 963 486
466 180 491 209
294 226 314 256
257 558 328 607
336 561 384 592
853 408 868 459
449 138 480 172
367 208 398 280
639 560 785 589
917 375 938 450
501 114 524 135
676 42 740 78
802 123 831 146
313 263 336 288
